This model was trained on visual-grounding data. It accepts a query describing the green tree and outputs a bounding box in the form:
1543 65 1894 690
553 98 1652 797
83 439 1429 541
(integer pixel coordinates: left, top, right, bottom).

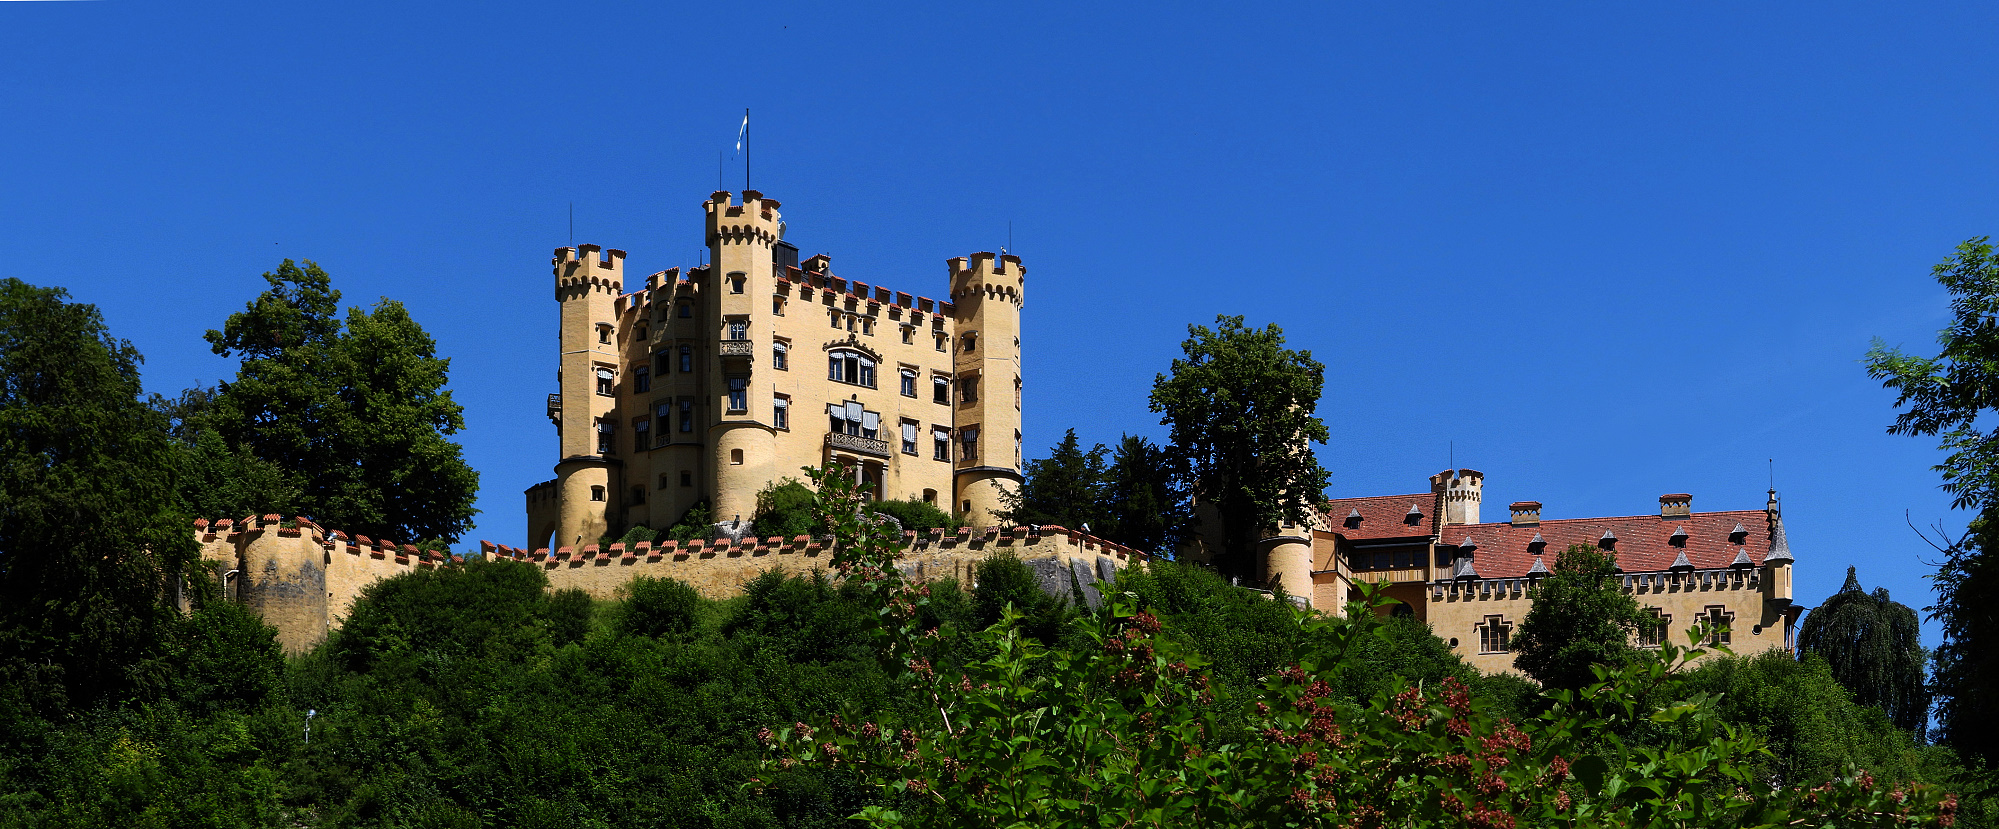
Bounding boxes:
1149 315 1331 582
1865 236 1999 762
1511 543 1648 692
1099 434 1184 554
0 278 199 714
205 260 478 543
753 478 820 538
1000 429 1110 532
873 497 952 535
1797 566 1929 740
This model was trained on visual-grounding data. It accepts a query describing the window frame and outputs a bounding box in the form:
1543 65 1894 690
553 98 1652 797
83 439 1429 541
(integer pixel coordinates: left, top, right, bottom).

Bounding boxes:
1478 615 1512 654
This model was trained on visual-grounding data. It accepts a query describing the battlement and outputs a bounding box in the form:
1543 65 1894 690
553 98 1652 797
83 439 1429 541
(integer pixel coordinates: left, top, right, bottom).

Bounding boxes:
704 190 782 246
553 245 626 296
481 523 1147 602
775 265 954 319
947 252 1025 303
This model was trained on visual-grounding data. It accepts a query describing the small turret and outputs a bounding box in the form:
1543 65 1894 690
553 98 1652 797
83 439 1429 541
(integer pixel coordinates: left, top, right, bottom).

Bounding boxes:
548 243 628 553
1430 469 1483 526
1764 489 1794 607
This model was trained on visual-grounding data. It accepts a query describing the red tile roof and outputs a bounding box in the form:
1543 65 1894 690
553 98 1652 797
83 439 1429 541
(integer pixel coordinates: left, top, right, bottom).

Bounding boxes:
1440 510 1774 579
1321 493 1440 540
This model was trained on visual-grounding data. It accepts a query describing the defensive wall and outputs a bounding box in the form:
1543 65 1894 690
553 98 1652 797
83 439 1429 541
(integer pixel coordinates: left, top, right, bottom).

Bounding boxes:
194 514 1148 655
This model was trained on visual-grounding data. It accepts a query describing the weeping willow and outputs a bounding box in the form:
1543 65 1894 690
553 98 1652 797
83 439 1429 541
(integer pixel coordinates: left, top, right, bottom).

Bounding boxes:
1797 566 1928 740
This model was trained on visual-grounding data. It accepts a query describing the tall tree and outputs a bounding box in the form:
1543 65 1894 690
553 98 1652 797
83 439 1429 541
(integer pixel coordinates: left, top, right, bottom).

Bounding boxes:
1865 236 1999 762
205 260 478 543
1099 434 1185 554
1511 543 1647 692
1796 567 1928 740
0 278 198 714
1000 429 1110 532
149 384 301 520
1149 315 1331 582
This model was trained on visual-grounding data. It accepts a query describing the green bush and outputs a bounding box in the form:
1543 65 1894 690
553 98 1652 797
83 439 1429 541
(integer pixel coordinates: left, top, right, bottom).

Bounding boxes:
615 575 702 639
873 498 953 535
753 479 819 539
168 601 284 715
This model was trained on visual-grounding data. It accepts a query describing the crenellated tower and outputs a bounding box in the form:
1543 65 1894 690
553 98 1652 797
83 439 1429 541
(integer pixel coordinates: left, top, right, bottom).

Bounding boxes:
1431 468 1483 526
704 191 783 526
548 243 626 551
946 251 1025 528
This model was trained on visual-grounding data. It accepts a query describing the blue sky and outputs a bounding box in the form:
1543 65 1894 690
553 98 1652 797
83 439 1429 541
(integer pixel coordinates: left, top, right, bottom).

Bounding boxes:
4 2 1992 645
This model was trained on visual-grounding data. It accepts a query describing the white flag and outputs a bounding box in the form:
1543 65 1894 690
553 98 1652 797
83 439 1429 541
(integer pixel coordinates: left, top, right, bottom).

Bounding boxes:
736 110 748 155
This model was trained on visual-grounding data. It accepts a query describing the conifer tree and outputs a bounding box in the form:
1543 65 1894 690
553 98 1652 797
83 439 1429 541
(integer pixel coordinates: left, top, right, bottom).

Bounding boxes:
1000 428 1110 532
1099 434 1185 554
1797 566 1929 740
0 278 198 714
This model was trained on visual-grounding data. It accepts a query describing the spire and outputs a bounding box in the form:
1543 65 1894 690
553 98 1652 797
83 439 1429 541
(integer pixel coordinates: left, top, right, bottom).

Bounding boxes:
1670 549 1694 570
1526 555 1549 576
1731 548 1754 568
1766 490 1794 563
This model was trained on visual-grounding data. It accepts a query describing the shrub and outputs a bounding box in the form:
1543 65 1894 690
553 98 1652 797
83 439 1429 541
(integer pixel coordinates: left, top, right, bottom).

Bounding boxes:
615 576 702 639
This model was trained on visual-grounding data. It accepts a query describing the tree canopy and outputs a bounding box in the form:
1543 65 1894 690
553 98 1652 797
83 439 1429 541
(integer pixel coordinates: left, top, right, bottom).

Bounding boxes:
1797 567 1929 740
1865 236 1999 762
1002 430 1185 554
202 260 478 543
0 278 199 715
1510 543 1647 692
1151 315 1331 582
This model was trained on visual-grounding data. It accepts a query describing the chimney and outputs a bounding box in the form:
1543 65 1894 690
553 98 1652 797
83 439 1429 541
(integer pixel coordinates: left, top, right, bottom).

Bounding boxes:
1660 493 1691 519
1509 501 1542 527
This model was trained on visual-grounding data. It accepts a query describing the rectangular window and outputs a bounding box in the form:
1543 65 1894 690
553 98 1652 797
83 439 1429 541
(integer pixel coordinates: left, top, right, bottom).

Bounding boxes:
960 376 979 404
900 421 919 455
861 317 873 335
900 369 917 397
655 352 671 376
933 428 951 461
596 367 616 396
1479 615 1511 654
655 402 671 446
630 486 645 506
829 352 877 388
935 333 946 352
901 326 913 344
828 402 864 436
633 366 650 393
729 274 745 294
861 410 879 440
960 426 979 461
680 470 692 487
773 396 789 430
658 473 670 490
596 420 615 455
633 418 650 450
728 320 747 341
933 376 950 404
773 296 785 315
679 347 693 373
830 311 841 329
773 341 788 370
727 378 747 412
678 400 693 432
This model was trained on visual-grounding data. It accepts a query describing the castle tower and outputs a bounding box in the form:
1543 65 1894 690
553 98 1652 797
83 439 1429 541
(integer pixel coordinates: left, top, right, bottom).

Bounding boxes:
1259 519 1315 607
1431 468 1483 526
704 191 782 528
1764 489 1794 606
946 252 1025 528
550 243 626 551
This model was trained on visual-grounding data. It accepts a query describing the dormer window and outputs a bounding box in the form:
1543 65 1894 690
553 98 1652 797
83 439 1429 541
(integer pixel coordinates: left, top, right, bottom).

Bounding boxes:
1598 529 1617 549
1729 523 1748 543
1404 504 1424 525
1669 525 1688 547
1343 508 1362 529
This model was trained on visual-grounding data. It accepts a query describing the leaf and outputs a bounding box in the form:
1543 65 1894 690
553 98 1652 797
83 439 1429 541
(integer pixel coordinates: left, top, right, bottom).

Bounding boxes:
1572 755 1609 796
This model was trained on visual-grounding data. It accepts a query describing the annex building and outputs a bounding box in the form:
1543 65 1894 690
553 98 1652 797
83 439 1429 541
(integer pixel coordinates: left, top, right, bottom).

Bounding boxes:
527 191 1026 552
1234 470 1803 673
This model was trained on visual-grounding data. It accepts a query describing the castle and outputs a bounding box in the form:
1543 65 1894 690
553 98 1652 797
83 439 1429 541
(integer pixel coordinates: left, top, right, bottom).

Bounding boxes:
189 188 1802 672
1190 469 1803 672
527 190 1025 551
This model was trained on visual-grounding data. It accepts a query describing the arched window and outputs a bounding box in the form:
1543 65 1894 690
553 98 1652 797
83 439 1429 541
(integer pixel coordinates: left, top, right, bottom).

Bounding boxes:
730 448 744 465
828 349 876 388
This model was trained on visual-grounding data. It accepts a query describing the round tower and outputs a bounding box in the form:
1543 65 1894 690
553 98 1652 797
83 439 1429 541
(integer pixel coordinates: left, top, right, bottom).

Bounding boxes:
552 243 625 550
237 519 328 654
1259 519 1314 607
947 252 1025 528
1430 468 1484 526
704 191 782 529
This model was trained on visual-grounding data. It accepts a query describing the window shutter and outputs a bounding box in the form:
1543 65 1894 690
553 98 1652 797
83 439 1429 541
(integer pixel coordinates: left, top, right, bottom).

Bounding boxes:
596 368 615 380
773 342 788 353
861 411 880 431
827 404 846 420
844 401 864 421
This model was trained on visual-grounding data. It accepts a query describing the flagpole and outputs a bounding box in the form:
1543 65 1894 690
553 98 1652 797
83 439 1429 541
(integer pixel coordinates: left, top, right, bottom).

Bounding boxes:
744 108 751 192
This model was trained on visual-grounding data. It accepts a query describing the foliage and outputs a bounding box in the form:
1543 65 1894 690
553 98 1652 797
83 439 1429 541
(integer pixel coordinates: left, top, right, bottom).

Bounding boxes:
615 575 702 639
755 479 821 539
871 499 952 536
1797 566 1929 739
1682 650 1944 789
1000 429 1110 532
665 498 715 543
1002 431 1186 553
1150 315 1331 582
968 551 1074 644
1865 236 1999 763
330 557 562 672
0 278 199 716
1511 543 1647 692
204 260 479 543
167 600 285 717
613 523 658 547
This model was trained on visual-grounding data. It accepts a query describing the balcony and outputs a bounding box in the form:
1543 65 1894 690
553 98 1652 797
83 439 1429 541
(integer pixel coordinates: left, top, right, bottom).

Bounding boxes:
719 340 754 358
826 431 892 459
546 393 561 426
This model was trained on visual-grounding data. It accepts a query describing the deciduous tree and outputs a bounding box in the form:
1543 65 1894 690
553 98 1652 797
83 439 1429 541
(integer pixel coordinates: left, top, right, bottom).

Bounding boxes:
1150 315 1330 582
1511 543 1648 692
1865 236 1999 762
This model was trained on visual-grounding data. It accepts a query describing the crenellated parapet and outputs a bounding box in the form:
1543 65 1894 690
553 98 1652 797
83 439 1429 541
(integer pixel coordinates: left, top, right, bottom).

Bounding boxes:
947 252 1025 305
552 244 626 298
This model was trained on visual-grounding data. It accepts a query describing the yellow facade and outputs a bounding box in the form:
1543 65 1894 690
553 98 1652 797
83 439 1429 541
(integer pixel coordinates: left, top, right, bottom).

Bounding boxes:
529 191 1026 551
